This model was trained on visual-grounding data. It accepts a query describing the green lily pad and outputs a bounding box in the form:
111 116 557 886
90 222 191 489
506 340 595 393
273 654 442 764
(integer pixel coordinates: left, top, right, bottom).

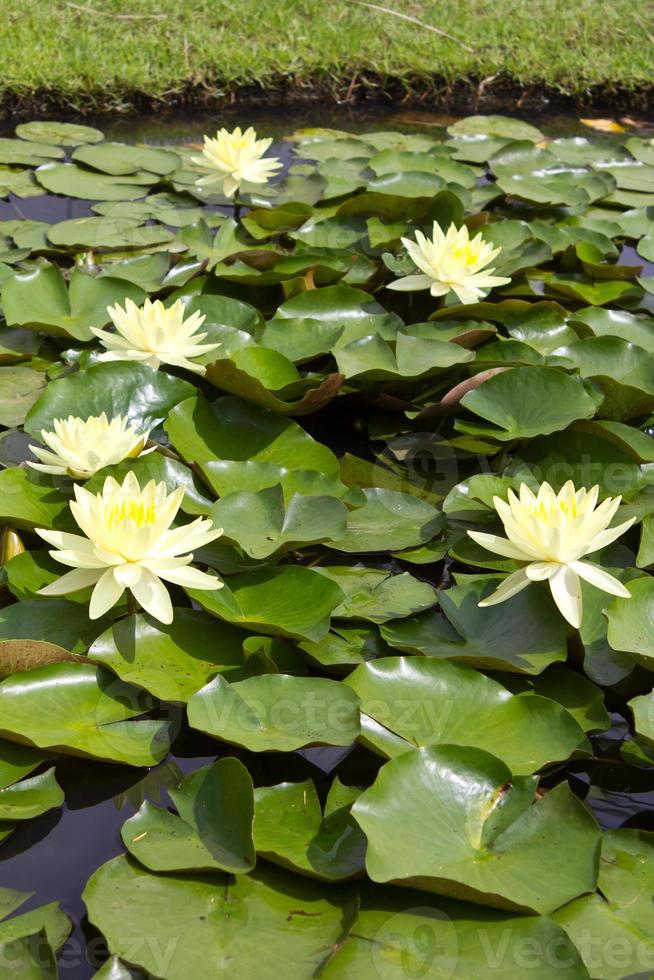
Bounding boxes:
314 567 437 623
345 656 587 773
329 488 443 553
188 565 344 642
88 609 255 702
121 758 255 873
0 468 72 530
1 263 146 341
16 121 104 145
0 366 47 427
84 857 354 980
324 882 588 979
352 745 600 913
187 673 360 751
553 829 654 979
35 162 156 201
604 576 654 664
447 116 544 141
72 142 180 176
458 367 604 441
381 578 568 673
0 740 49 790
211 485 347 558
166 394 338 473
0 663 170 766
253 778 365 881
270 284 403 347
46 216 173 251
0 768 64 821
25 361 194 436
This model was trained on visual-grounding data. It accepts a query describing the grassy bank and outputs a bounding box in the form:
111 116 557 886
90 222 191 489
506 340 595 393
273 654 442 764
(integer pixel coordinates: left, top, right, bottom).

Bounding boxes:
3 0 654 114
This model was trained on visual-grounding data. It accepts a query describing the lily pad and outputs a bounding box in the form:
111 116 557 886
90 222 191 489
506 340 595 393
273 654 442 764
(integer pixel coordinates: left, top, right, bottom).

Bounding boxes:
187 673 360 751
0 663 170 766
253 778 366 881
211 485 348 558
352 744 600 913
121 758 255 873
458 367 604 441
88 609 253 702
16 121 104 145
1 263 146 341
345 657 587 773
188 565 344 642
25 361 194 436
84 857 354 980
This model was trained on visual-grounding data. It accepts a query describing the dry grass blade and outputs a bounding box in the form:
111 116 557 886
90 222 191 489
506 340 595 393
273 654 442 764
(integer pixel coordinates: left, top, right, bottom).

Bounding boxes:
340 0 475 52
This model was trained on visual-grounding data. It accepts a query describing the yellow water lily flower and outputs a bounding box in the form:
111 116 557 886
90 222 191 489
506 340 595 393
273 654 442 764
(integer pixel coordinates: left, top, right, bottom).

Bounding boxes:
91 298 219 375
28 413 151 480
467 481 635 629
387 222 511 304
36 472 223 625
191 126 282 198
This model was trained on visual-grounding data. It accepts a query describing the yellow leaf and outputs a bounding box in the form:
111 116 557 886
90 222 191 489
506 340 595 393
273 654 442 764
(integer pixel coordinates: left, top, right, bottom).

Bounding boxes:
580 118 626 133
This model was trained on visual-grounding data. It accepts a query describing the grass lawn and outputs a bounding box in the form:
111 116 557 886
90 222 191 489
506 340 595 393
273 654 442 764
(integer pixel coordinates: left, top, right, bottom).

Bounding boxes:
3 0 654 112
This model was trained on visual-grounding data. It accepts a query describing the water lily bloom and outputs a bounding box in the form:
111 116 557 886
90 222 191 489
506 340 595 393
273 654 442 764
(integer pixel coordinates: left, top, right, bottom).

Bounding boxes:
28 413 151 480
35 472 223 625
191 126 282 197
387 222 511 304
92 298 219 375
467 481 635 629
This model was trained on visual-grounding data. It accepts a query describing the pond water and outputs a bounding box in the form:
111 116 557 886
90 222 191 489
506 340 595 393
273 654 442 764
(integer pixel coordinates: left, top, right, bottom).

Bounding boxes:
2 105 654 978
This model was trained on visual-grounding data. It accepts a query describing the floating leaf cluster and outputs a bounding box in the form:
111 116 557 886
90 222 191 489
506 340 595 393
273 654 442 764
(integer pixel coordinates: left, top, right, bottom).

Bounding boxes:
0 116 654 977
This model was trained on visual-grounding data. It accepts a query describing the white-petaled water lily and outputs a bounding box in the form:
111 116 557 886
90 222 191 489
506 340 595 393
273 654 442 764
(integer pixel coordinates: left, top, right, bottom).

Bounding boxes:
28 413 152 480
387 222 511 304
91 298 219 375
35 471 223 625
191 126 282 197
467 481 635 629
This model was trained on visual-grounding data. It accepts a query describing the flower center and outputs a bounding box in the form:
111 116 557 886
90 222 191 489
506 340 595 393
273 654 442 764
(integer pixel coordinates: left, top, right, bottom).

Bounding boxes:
105 497 156 530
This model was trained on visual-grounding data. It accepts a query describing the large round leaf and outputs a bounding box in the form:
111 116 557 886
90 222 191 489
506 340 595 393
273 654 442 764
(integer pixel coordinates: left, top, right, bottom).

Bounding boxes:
25 361 194 437
210 486 348 558
345 657 587 773
381 578 568 673
604 576 654 663
187 565 344 642
187 673 360 751
166 394 338 473
72 142 180 176
35 162 156 201
324 883 589 979
553 829 654 979
0 663 170 766
0 768 64 821
84 857 354 980
458 367 604 441
330 488 443 553
89 610 252 702
16 122 104 145
1 264 146 341
352 745 600 913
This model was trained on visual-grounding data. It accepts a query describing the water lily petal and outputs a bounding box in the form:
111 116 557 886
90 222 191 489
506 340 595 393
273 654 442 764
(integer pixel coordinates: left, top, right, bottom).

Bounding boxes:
570 560 632 597
89 568 126 619
38 567 103 596
548 565 582 629
467 530 533 561
129 568 173 625
478 568 531 607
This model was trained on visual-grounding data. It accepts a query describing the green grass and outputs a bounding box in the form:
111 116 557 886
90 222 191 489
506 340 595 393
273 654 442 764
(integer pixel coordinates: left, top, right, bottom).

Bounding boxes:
3 0 654 112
